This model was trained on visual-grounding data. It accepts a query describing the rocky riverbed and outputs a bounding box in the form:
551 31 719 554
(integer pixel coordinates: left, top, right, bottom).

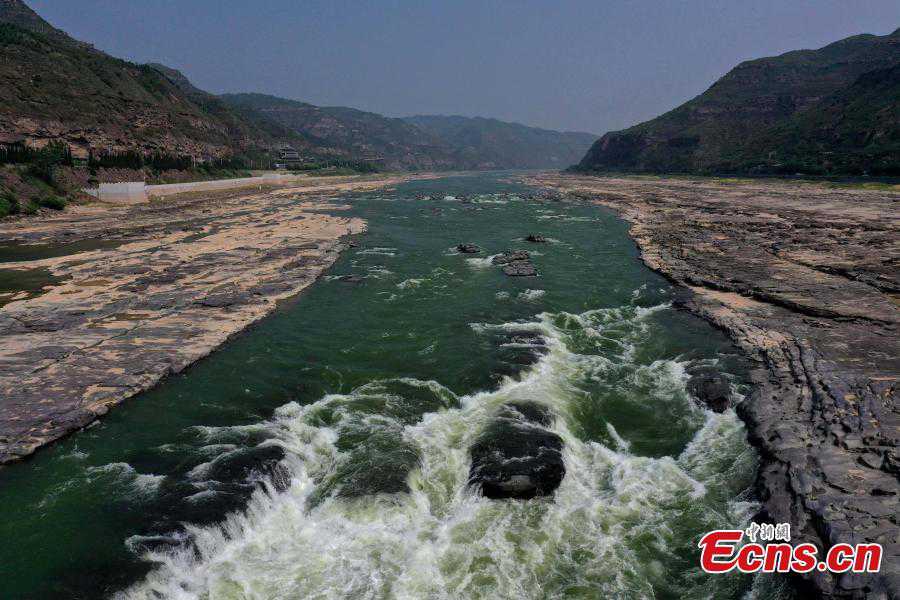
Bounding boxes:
525 173 899 599
0 174 422 464
0 172 776 599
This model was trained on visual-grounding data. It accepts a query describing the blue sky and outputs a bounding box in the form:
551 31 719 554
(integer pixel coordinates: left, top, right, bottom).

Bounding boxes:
28 0 900 133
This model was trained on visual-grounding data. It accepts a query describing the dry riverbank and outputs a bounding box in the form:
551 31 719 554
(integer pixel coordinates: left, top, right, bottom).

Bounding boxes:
525 173 899 599
0 173 423 464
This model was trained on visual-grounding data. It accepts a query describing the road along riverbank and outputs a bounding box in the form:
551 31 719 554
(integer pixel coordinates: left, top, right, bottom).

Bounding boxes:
0 173 425 464
525 173 899 599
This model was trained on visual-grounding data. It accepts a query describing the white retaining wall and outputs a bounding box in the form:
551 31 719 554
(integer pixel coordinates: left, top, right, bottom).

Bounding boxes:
97 181 147 204
84 173 305 204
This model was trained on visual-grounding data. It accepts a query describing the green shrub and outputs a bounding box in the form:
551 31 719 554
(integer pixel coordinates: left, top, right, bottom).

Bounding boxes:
35 194 67 210
24 141 73 183
0 190 16 217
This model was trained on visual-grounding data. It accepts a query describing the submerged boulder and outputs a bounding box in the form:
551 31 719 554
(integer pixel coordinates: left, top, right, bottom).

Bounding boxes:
688 369 732 413
490 332 550 380
468 402 565 499
336 275 365 284
499 333 549 362
146 443 290 532
492 250 530 265
501 402 554 427
492 250 537 277
457 243 481 254
205 444 288 487
310 427 419 506
502 261 537 277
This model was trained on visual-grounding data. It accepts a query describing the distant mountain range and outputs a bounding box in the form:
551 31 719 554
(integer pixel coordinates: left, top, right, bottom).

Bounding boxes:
0 0 595 170
218 93 455 171
220 94 597 170
575 28 900 176
404 115 596 170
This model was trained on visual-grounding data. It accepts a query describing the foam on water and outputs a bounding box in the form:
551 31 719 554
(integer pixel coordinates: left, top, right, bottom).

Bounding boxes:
465 254 501 269
86 462 166 500
367 266 395 279
190 423 270 444
61 448 89 461
118 303 762 599
358 247 399 257
397 278 425 290
518 289 546 301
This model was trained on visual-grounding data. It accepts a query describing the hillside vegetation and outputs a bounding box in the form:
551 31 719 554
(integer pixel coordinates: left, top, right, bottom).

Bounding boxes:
220 94 455 171
0 1 300 160
575 28 900 176
221 95 597 171
1 0 595 173
404 115 596 170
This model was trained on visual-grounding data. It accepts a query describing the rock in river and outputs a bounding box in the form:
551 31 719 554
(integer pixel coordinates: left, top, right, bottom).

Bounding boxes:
687 368 732 413
492 250 538 277
491 250 530 265
502 261 537 277
468 402 565 499
337 275 365 284
525 234 548 243
456 243 481 254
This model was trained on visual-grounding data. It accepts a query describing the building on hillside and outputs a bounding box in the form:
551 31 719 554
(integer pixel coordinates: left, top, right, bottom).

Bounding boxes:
274 145 305 170
279 146 301 161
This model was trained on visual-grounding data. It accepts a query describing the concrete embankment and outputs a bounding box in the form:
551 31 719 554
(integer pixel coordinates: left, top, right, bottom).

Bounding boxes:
84 173 310 204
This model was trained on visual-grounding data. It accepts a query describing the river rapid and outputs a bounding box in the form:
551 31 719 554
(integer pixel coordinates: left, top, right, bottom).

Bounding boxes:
0 173 789 599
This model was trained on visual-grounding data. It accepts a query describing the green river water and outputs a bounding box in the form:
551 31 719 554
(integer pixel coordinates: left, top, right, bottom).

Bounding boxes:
0 174 787 599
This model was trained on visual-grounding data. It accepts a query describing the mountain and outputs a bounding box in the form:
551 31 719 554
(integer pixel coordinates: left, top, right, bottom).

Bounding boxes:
221 95 596 170
144 66 310 155
1 0 595 171
575 28 900 175
0 0 68 41
0 1 303 159
403 115 596 170
220 93 456 170
732 62 900 175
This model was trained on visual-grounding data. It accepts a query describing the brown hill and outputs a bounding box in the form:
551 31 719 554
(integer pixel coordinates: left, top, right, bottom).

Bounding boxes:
0 0 299 159
576 28 900 175
1 0 598 170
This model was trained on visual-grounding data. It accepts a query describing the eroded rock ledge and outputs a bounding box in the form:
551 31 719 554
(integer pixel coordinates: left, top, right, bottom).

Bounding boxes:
526 173 899 599
0 175 420 464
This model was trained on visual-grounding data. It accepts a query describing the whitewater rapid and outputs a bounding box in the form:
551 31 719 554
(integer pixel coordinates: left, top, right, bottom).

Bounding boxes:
115 299 764 600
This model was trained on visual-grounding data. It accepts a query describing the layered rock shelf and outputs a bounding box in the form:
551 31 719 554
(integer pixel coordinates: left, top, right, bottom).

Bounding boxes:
0 174 420 464
526 173 899 599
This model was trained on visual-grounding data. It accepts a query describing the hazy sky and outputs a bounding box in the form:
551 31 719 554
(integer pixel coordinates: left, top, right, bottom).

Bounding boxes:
28 0 900 134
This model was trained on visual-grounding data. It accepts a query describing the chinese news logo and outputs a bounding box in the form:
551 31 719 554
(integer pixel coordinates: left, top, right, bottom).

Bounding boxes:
699 523 883 574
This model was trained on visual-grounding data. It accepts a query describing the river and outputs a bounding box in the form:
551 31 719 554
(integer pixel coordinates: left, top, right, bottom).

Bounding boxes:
0 173 787 599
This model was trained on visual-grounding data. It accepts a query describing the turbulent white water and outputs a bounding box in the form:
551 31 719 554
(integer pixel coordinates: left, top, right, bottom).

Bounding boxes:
465 254 502 269
118 304 760 600
518 289 546 302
